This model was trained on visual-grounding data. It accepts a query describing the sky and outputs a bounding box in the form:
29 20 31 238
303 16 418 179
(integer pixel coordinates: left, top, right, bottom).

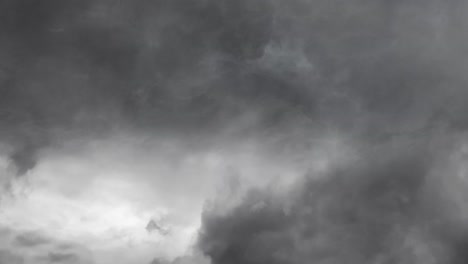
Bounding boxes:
1 0 468 263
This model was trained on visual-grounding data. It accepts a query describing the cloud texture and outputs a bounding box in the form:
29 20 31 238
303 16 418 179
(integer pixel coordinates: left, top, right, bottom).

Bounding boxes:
2 0 468 263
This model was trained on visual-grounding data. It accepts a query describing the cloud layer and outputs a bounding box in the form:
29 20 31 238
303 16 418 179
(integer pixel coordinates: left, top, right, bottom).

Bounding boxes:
2 0 468 263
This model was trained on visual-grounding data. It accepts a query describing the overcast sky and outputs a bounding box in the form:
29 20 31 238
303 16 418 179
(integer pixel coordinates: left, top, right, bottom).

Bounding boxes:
1 0 468 263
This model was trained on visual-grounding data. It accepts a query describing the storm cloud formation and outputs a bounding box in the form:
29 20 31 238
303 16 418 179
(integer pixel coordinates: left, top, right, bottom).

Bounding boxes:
1 0 468 263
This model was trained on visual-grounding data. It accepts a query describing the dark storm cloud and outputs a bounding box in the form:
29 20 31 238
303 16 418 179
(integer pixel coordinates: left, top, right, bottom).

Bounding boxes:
0 0 455 158
0 0 466 138
0 0 276 176
2 0 468 263
198 143 468 264
193 1 468 263
198 147 428 263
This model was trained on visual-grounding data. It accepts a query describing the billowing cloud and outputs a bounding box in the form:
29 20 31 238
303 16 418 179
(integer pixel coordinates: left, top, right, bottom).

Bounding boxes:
1 0 468 263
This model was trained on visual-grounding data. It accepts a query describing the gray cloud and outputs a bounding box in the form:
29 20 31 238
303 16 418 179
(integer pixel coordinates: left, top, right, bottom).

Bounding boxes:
0 0 463 153
0 249 24 264
14 231 52 248
2 0 468 263
198 143 468 264
38 252 81 264
0 227 94 264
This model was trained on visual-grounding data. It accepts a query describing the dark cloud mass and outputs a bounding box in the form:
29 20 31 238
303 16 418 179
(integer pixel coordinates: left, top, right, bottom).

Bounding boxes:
200 147 432 263
1 0 468 263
